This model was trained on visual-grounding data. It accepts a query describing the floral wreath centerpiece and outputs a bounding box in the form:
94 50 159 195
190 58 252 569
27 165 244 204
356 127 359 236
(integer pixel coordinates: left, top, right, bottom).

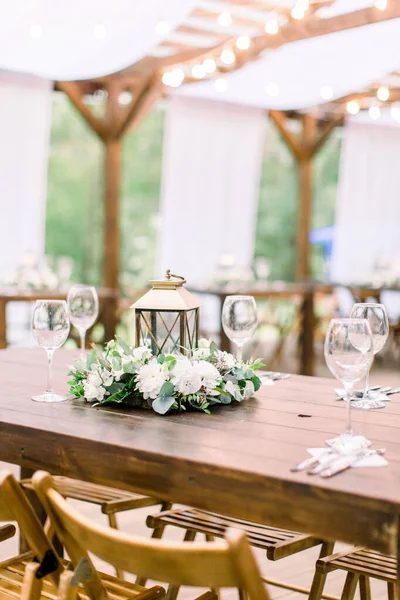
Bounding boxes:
68 271 263 415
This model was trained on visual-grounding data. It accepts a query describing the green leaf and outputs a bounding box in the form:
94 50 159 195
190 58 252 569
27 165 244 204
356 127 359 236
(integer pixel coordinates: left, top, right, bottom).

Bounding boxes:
209 341 218 356
243 380 255 399
117 336 132 355
252 375 262 392
107 382 125 395
159 381 174 397
158 354 165 364
152 396 176 415
164 356 177 370
251 360 265 371
219 393 232 405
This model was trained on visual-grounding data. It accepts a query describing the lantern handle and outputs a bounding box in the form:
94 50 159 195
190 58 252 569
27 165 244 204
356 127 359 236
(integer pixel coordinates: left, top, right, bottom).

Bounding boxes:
165 270 185 282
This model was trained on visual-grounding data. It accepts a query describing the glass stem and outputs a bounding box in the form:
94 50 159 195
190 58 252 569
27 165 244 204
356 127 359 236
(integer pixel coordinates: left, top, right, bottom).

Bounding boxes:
79 328 86 353
364 369 370 399
236 343 243 362
344 382 353 435
46 349 55 394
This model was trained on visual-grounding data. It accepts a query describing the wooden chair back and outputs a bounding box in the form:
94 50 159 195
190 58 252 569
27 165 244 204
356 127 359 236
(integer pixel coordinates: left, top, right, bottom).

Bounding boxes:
0 471 62 584
33 471 271 600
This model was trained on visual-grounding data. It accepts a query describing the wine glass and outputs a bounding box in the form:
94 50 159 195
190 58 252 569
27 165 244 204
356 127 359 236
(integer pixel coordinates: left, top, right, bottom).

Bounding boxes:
31 300 70 403
350 303 389 409
222 295 257 361
67 285 99 352
324 318 373 451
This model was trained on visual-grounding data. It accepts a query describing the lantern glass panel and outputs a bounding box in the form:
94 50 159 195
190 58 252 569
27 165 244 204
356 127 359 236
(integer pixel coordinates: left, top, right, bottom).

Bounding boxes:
136 308 199 355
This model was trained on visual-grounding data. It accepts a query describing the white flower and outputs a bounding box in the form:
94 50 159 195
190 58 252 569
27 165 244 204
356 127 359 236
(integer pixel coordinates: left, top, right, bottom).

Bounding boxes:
214 350 235 372
170 357 193 383
88 371 102 388
175 371 202 395
132 346 152 362
192 347 210 360
136 358 167 399
101 370 114 387
84 371 107 402
198 338 211 349
193 361 221 394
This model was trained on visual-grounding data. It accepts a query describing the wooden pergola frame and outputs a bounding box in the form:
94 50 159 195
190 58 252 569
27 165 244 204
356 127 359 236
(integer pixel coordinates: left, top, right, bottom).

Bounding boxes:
56 0 400 293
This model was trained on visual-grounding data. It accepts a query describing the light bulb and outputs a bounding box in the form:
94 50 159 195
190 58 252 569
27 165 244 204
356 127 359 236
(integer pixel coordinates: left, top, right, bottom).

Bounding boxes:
203 58 216 74
374 0 387 9
346 100 360 115
218 12 232 27
236 35 250 50
320 86 333 100
220 49 235 65
214 78 228 93
391 104 400 123
156 20 170 35
377 86 389 101
191 64 205 79
369 105 381 120
162 68 184 87
118 91 133 105
266 82 280 97
265 19 279 34
93 23 107 39
29 24 42 38
291 5 305 19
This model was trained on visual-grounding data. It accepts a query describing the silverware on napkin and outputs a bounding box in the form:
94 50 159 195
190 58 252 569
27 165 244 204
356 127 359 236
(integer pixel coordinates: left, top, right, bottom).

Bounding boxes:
319 448 386 478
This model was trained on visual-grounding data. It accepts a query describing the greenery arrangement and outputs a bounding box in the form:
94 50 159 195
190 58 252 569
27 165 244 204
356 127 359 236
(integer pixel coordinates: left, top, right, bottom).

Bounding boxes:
68 338 264 415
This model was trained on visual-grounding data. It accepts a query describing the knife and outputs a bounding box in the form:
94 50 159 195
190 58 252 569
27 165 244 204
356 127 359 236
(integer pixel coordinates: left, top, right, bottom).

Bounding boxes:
319 448 385 478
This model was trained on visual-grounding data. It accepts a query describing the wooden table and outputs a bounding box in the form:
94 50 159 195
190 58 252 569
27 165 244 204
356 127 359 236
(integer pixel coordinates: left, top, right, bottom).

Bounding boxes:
0 288 119 349
191 283 315 376
1 348 400 560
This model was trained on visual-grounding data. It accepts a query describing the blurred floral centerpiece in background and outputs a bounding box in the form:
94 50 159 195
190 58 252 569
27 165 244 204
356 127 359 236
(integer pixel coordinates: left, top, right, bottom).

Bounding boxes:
2 252 74 292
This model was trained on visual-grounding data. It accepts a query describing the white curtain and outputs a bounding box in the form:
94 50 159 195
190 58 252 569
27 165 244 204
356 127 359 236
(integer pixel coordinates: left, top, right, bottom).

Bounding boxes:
157 96 266 287
331 116 400 284
0 71 52 280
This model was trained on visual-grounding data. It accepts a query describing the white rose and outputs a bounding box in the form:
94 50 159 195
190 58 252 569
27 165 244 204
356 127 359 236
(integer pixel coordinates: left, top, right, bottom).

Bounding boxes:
132 346 152 362
192 347 210 360
87 371 102 388
136 358 167 400
198 339 211 349
192 361 221 394
175 371 202 395
101 371 114 387
84 382 106 402
170 357 192 384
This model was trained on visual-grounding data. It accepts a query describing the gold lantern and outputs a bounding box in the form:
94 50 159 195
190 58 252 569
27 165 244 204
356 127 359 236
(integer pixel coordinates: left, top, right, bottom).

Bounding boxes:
131 271 200 355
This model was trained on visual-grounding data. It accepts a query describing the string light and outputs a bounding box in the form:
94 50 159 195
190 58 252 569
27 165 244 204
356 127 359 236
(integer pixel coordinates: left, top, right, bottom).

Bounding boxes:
220 49 236 65
374 0 387 9
191 64 205 79
369 105 381 120
29 24 42 38
346 100 360 115
155 20 170 35
265 19 279 34
291 5 305 19
93 23 107 39
118 91 133 105
93 89 108 104
266 82 280 97
218 12 232 27
298 0 310 9
162 68 184 88
214 78 228 92
202 58 216 74
320 86 333 100
236 35 251 50
377 86 390 101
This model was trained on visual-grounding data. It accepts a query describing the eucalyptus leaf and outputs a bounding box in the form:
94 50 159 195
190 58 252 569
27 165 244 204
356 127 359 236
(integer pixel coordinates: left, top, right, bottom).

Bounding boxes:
117 336 132 355
152 395 176 415
159 381 174 397
219 393 232 405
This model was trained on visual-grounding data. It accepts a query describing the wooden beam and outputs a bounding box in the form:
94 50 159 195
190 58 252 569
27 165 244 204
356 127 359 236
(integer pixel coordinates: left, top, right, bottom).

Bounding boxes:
269 111 302 160
296 115 316 282
116 78 161 140
309 115 344 156
56 81 107 141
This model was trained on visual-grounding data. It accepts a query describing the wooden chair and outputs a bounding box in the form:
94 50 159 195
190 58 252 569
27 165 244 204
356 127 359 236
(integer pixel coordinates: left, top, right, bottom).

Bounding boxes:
144 506 335 599
310 546 398 600
22 475 171 578
0 471 164 599
32 470 272 600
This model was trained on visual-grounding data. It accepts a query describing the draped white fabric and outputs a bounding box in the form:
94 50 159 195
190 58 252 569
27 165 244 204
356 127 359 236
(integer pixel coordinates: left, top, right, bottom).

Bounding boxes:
157 96 266 287
0 0 196 80
0 72 52 279
330 115 400 285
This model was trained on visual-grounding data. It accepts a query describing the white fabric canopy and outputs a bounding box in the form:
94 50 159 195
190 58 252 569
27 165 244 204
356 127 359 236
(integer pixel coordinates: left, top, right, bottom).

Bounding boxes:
178 18 400 111
157 96 266 287
330 114 400 286
0 71 51 280
0 0 196 80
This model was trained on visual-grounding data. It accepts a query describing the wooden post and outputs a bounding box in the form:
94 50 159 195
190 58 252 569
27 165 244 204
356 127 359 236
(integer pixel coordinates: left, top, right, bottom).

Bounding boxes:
103 138 121 290
296 114 316 282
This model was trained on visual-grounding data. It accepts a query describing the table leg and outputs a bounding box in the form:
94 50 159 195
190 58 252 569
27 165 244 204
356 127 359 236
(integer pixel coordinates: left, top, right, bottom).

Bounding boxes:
300 290 315 376
0 299 7 349
20 467 63 557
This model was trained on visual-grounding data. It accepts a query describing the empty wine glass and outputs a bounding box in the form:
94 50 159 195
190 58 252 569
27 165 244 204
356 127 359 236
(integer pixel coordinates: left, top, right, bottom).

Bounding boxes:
32 300 70 403
324 318 373 452
350 303 389 409
222 295 257 361
67 285 99 353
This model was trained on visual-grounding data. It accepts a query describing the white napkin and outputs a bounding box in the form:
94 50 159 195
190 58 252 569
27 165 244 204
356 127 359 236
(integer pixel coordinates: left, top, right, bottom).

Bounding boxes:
334 389 390 402
307 447 388 468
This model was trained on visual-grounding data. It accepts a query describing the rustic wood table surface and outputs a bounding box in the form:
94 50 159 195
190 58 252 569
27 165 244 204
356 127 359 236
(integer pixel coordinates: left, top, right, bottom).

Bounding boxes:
1 348 400 566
